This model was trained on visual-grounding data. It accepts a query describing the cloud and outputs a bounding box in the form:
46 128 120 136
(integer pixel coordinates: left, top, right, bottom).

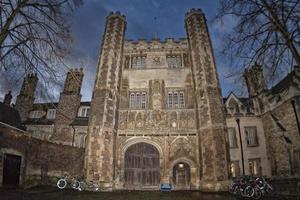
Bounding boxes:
1 0 245 102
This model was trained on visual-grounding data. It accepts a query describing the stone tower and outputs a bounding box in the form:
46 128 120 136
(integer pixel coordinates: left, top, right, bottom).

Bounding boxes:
15 73 38 121
85 12 126 190
51 68 84 144
185 9 229 191
244 64 267 113
244 63 267 98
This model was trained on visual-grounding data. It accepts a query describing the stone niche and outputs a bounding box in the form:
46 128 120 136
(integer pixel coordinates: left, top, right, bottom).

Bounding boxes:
149 79 165 110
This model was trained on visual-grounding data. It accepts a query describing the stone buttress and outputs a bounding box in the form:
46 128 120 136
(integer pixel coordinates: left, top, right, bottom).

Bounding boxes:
85 12 126 190
185 9 229 191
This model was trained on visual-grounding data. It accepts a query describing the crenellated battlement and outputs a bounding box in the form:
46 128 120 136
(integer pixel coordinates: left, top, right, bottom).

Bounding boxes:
107 11 126 21
124 38 188 51
185 8 204 19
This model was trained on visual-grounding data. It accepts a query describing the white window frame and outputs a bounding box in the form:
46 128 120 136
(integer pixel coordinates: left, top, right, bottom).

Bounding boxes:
245 126 258 146
167 91 185 108
129 92 147 109
46 109 56 119
78 106 90 117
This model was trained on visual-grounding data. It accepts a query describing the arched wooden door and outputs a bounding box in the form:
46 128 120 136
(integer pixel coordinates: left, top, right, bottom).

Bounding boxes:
124 142 160 187
172 162 191 189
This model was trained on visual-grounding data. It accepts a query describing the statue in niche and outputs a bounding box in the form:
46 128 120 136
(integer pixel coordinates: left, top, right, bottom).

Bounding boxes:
153 80 160 93
151 80 163 110
179 112 187 129
127 112 136 129
124 56 130 69
183 53 190 67
135 112 144 129
169 111 177 128
160 111 168 128
145 111 151 128
187 111 195 129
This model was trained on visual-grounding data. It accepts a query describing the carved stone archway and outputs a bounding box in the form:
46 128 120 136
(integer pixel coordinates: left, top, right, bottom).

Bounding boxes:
124 142 160 188
172 162 191 190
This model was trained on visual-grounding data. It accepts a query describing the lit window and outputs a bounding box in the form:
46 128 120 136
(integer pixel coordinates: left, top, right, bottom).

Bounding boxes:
167 55 182 68
46 109 56 119
228 128 238 148
245 127 258 146
230 161 240 178
132 56 146 68
129 92 147 109
249 158 261 176
167 91 185 108
78 106 90 117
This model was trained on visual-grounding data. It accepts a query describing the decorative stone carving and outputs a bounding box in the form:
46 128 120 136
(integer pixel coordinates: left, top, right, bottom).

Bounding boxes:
119 111 128 130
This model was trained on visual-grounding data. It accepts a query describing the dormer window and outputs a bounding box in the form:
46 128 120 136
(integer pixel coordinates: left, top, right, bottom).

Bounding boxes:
46 109 56 119
29 110 44 119
78 106 90 117
166 55 182 68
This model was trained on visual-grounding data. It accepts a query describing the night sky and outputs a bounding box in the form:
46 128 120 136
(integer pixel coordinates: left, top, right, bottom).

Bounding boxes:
1 0 239 102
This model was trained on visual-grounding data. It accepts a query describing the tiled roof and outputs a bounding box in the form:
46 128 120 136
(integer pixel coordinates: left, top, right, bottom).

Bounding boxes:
271 70 300 95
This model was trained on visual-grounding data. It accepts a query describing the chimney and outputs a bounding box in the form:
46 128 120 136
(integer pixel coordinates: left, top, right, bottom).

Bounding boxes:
3 91 12 106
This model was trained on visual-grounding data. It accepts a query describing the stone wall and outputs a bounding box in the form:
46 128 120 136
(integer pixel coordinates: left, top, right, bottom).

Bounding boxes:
0 123 84 188
261 98 300 176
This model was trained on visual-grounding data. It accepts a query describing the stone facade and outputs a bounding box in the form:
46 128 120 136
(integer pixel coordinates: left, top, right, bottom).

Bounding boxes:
1 8 300 192
15 73 38 121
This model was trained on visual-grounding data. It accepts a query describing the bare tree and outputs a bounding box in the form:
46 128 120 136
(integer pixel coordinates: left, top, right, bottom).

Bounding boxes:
0 0 82 98
216 0 300 82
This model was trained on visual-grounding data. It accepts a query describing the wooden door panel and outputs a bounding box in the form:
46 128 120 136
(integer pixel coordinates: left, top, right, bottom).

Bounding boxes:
125 143 159 186
2 154 21 187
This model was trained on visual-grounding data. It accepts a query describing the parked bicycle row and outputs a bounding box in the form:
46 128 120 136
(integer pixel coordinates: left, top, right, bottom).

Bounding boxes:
57 175 99 191
229 176 273 199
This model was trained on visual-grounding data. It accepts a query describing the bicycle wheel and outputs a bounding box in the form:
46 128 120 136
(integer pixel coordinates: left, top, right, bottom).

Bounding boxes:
57 179 67 189
243 186 254 198
252 187 262 200
71 180 81 190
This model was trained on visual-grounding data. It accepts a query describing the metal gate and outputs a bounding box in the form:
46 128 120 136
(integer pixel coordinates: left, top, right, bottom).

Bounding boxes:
2 154 21 187
124 142 160 186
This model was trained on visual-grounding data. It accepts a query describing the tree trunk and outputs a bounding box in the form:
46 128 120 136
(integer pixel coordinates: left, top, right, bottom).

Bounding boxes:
0 0 29 48
261 0 300 67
